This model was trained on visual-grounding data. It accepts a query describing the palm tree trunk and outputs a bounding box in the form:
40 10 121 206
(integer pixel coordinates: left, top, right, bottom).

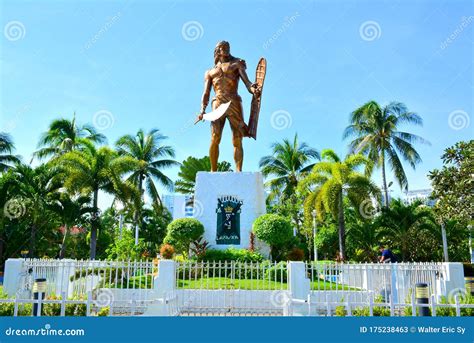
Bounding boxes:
59 224 68 259
90 188 99 260
337 192 346 261
134 173 144 245
381 150 390 207
29 224 36 258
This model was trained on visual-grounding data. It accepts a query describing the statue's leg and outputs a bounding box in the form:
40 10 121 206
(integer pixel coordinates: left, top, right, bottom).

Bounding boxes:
210 115 225 172
228 102 245 172
232 135 243 172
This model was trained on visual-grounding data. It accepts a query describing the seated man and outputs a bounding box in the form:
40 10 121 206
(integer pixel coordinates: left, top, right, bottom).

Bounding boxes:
378 245 397 263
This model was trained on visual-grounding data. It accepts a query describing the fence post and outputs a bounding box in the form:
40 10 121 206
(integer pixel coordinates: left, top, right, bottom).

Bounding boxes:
86 291 92 316
60 291 66 317
3 259 26 297
454 294 461 317
368 291 374 316
389 294 395 317
13 298 19 317
431 294 437 317
345 293 352 316
143 260 177 316
288 262 310 316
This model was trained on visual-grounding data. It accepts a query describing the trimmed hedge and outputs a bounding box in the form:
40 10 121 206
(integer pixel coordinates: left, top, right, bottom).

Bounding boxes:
197 248 264 262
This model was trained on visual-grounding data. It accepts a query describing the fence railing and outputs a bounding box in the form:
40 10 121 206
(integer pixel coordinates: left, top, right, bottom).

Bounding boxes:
305 262 446 305
0 290 179 317
17 258 158 295
3 258 469 317
12 258 159 315
288 290 474 317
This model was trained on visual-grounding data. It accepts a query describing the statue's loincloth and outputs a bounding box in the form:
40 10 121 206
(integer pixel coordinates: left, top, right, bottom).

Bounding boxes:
211 94 249 139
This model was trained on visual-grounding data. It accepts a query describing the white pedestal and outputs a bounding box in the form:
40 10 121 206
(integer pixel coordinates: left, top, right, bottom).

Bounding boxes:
193 172 268 254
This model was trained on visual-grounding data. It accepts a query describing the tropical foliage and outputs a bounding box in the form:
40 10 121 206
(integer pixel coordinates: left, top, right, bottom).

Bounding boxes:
175 156 232 194
343 101 428 206
0 101 470 264
34 114 106 161
259 134 319 202
298 149 380 260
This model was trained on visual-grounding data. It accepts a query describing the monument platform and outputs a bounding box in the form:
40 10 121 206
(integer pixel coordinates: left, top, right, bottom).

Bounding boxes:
193 172 268 253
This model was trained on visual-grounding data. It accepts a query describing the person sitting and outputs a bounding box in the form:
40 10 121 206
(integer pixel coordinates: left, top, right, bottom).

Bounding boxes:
378 245 397 263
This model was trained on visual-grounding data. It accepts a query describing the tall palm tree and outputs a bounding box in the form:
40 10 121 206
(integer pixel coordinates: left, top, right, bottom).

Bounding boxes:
11 164 62 257
175 156 232 194
115 129 179 232
299 149 380 260
59 141 138 259
50 193 92 259
259 134 320 202
0 132 20 172
34 114 106 161
343 101 429 206
376 199 436 261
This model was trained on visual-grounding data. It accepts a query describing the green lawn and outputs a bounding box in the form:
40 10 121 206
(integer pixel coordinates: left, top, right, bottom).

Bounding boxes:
177 277 356 291
100 274 358 291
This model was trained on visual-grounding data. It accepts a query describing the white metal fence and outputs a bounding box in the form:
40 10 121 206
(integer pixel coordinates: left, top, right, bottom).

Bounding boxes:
2 259 471 317
12 259 159 316
175 261 287 316
288 290 474 317
306 262 445 304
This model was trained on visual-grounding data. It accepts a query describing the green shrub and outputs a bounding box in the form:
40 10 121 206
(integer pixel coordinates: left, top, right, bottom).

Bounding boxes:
352 306 390 316
97 306 109 316
335 305 347 316
253 214 293 257
198 248 263 262
42 294 61 316
0 302 15 316
164 218 204 255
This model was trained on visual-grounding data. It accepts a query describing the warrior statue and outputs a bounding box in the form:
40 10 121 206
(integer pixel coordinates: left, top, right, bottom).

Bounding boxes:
196 41 266 172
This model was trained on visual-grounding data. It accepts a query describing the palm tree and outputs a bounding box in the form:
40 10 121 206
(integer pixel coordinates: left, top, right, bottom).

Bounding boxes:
343 101 429 206
347 219 380 262
376 199 436 261
50 193 92 259
59 141 138 259
299 149 380 260
34 114 106 161
0 133 20 171
175 156 232 194
115 129 179 233
11 163 62 257
259 134 320 202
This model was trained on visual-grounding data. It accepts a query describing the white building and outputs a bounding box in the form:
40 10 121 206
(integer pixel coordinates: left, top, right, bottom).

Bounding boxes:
403 189 435 206
162 194 194 219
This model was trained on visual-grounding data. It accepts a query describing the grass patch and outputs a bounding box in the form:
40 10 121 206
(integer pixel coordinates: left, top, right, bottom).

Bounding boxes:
177 277 357 290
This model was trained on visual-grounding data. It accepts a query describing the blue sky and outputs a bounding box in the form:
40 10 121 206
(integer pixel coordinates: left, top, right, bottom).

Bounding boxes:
1 0 472 207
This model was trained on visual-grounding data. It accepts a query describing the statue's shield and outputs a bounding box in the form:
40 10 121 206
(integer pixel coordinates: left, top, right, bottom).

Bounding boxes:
247 57 267 140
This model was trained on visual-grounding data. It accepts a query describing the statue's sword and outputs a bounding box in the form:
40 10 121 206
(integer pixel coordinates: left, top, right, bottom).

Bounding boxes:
194 101 231 124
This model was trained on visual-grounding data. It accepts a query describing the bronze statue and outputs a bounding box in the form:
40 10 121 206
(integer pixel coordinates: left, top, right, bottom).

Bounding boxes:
196 41 266 172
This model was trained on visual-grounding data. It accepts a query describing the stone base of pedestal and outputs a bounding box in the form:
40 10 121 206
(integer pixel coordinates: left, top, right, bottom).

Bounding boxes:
193 172 269 256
